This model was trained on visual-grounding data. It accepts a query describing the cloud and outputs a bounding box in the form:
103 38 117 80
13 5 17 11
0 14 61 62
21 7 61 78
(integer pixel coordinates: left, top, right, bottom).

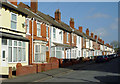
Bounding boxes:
87 13 110 19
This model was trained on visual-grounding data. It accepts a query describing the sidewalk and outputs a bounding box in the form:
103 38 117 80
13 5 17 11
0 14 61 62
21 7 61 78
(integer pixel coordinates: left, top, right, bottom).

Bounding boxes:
2 61 94 83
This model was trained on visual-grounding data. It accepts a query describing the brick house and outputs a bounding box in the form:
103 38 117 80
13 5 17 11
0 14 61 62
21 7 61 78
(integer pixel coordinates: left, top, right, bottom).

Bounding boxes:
18 2 50 64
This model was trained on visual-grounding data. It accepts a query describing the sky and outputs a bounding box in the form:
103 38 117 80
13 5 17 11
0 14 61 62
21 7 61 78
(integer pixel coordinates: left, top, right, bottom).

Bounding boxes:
18 1 118 44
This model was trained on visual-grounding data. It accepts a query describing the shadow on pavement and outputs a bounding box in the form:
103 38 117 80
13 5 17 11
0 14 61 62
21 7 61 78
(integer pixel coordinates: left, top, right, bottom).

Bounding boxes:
94 75 120 84
65 57 120 74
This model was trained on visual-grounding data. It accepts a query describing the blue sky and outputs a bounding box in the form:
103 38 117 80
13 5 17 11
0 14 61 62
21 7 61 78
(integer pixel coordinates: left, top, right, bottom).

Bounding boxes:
20 2 118 44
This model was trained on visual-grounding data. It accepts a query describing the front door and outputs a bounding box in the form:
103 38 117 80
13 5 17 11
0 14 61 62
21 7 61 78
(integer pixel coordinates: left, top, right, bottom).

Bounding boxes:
1 39 8 67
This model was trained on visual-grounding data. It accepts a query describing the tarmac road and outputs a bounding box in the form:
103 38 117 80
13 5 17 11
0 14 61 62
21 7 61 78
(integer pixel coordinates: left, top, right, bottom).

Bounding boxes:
41 57 120 83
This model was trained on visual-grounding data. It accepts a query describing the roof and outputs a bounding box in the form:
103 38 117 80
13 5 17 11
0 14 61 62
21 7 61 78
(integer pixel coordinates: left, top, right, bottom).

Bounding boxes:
0 31 29 42
37 11 72 32
73 29 86 37
2 2 27 16
82 32 96 41
17 3 49 24
52 42 76 49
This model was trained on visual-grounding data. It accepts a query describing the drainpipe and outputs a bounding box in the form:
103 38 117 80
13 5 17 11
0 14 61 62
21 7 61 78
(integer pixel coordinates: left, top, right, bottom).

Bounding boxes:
49 25 51 59
32 18 34 64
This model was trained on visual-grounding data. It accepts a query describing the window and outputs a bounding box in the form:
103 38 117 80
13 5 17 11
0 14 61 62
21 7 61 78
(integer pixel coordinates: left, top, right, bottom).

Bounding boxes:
41 45 46 62
83 38 85 46
37 23 41 37
77 37 80 45
11 13 17 30
89 40 91 47
46 46 49 51
56 47 64 59
22 42 26 61
66 50 69 59
79 51 80 56
8 40 12 62
51 47 55 57
46 26 48 37
72 34 74 43
67 33 69 43
2 39 7 45
35 45 40 62
26 19 29 34
8 40 26 62
34 44 46 62
79 37 80 44
53 28 56 38
59 31 62 41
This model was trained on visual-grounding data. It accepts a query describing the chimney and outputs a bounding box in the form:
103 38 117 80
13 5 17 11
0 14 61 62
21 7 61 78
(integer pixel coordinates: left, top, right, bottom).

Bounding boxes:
79 26 82 33
31 0 38 13
86 28 89 36
70 18 75 29
91 32 94 38
95 35 97 40
55 9 61 23
8 0 17 6
98 37 100 41
102 41 104 44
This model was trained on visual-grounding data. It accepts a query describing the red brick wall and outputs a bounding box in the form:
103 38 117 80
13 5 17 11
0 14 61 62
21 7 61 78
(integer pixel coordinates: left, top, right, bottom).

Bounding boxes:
41 63 52 71
41 24 46 38
16 65 37 76
71 34 77 47
63 31 71 46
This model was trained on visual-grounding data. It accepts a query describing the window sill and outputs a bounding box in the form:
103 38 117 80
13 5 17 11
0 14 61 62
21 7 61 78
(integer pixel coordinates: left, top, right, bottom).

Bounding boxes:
26 33 31 35
67 41 69 43
8 61 27 63
37 36 42 38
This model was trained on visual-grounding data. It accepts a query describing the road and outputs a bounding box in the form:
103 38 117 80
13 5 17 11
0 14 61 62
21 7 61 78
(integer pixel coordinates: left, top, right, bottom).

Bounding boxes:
41 57 120 83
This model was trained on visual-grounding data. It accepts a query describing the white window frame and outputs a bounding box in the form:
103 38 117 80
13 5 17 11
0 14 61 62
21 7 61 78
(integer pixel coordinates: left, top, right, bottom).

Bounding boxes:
34 44 46 63
59 31 63 41
46 26 49 38
53 27 56 39
8 40 26 63
11 12 17 30
37 22 42 37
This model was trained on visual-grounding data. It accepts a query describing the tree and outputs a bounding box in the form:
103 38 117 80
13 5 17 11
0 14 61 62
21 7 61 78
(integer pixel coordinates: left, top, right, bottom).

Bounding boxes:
110 40 119 48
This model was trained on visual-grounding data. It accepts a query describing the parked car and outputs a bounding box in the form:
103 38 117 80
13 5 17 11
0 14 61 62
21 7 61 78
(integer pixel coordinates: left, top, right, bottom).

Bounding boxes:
108 54 114 60
95 56 105 63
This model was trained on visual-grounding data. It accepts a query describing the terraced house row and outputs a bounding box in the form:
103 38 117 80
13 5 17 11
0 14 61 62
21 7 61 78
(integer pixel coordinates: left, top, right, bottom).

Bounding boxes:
0 0 114 76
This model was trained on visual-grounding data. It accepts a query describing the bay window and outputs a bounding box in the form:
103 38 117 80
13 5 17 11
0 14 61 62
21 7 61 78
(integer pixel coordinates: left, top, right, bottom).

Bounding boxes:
8 40 26 62
34 44 46 62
